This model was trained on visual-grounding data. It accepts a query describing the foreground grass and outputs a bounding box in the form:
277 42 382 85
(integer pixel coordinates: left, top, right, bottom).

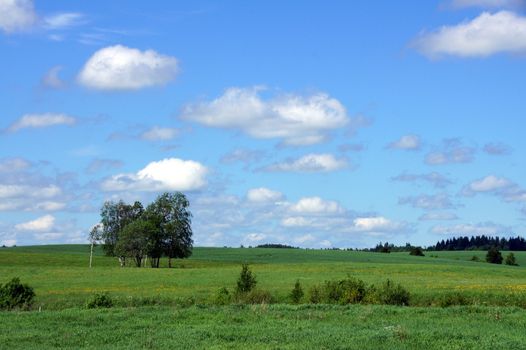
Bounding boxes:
1 304 525 349
1 245 526 309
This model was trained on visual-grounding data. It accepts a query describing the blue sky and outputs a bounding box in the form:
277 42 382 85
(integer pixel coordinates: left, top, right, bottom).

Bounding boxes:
1 0 525 248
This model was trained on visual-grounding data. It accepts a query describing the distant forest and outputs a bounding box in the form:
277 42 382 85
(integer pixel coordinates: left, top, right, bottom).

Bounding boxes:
430 236 526 251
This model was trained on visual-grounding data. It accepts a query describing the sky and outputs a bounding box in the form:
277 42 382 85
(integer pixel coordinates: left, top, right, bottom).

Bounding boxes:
1 0 525 249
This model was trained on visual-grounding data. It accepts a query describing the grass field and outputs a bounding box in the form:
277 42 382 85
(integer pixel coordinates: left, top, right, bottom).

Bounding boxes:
1 245 526 348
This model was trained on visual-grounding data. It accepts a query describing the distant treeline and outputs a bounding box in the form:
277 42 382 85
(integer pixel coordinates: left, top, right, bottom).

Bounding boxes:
255 244 299 249
430 235 526 251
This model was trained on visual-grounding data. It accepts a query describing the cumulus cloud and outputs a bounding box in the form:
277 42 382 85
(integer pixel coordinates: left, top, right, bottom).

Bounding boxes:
140 126 179 141
246 187 284 203
289 197 344 214
15 214 55 231
461 175 526 202
419 212 459 221
388 135 421 150
7 113 76 132
351 217 406 233
431 222 510 235
413 11 526 58
262 153 348 172
77 45 178 90
425 139 475 165
392 172 453 189
483 142 512 155
399 193 455 210
101 158 208 192
0 0 37 33
180 87 352 146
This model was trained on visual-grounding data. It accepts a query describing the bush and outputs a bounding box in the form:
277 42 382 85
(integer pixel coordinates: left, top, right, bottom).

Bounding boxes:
290 280 304 304
409 247 425 257
240 289 273 304
375 280 410 306
308 285 323 304
236 263 257 294
470 255 480 262
212 287 232 305
0 277 35 310
486 247 503 264
505 253 519 266
438 292 469 307
324 276 367 304
86 292 113 309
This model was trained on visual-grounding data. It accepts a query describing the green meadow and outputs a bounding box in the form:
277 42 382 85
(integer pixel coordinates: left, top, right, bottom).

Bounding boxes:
1 245 526 348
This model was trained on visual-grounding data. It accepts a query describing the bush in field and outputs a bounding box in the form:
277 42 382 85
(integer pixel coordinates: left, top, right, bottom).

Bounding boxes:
375 280 410 306
486 247 503 264
241 289 274 304
212 287 232 305
324 276 368 304
470 255 480 262
505 253 518 266
409 247 425 257
0 277 35 310
439 292 469 307
290 280 304 304
236 263 257 294
86 292 114 309
308 285 323 304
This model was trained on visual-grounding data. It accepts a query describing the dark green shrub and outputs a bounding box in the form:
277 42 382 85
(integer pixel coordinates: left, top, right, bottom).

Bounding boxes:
505 253 518 266
470 255 480 262
236 263 257 294
241 289 273 304
308 285 323 304
212 287 232 305
375 280 410 306
439 292 469 307
486 247 503 264
0 277 35 310
323 276 367 304
290 280 304 304
86 292 113 309
409 247 425 257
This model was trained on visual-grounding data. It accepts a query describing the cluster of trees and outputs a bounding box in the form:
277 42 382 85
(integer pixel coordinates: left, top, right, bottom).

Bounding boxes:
431 236 526 251
91 192 193 268
255 244 299 249
368 242 417 253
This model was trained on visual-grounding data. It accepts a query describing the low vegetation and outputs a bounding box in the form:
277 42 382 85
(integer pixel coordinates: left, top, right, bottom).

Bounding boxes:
0 277 35 310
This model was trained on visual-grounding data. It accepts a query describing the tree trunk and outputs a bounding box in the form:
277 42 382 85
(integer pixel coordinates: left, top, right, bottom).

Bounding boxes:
168 257 172 268
118 256 126 267
135 256 142 267
89 242 94 268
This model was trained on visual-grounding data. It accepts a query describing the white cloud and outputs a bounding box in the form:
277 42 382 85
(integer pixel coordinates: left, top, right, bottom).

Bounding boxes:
0 184 61 199
0 158 31 173
263 153 348 172
414 11 526 58
15 214 55 231
461 175 526 202
289 197 344 214
352 217 399 232
392 172 453 188
181 87 351 146
43 12 85 29
7 113 76 132
399 193 455 210
449 0 524 9
281 216 313 227
467 175 513 192
431 222 510 235
41 66 65 89
293 234 316 244
246 187 283 203
140 126 179 141
0 0 37 33
419 212 459 221
426 139 475 165
101 158 208 192
388 135 421 150
483 142 511 155
243 233 267 244
77 45 178 90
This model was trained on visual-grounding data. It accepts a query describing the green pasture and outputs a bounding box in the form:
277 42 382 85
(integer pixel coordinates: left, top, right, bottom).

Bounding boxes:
1 245 526 309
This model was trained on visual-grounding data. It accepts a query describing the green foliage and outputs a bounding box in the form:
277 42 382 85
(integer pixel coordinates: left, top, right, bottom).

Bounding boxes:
409 247 425 257
211 287 231 306
323 276 368 304
100 200 144 256
505 253 518 266
86 292 113 309
115 219 156 267
236 263 257 294
470 255 480 262
308 285 323 304
486 247 503 264
375 279 410 306
239 289 274 304
439 292 469 307
290 280 304 304
0 277 35 310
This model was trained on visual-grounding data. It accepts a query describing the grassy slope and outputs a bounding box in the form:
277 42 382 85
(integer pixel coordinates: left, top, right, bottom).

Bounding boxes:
1 245 526 309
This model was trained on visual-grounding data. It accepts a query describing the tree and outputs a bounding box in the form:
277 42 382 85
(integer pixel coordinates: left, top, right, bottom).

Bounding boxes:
409 246 425 257
100 200 144 258
290 280 304 304
146 192 193 268
88 224 103 268
236 264 257 294
486 246 503 264
115 219 156 267
505 252 518 266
